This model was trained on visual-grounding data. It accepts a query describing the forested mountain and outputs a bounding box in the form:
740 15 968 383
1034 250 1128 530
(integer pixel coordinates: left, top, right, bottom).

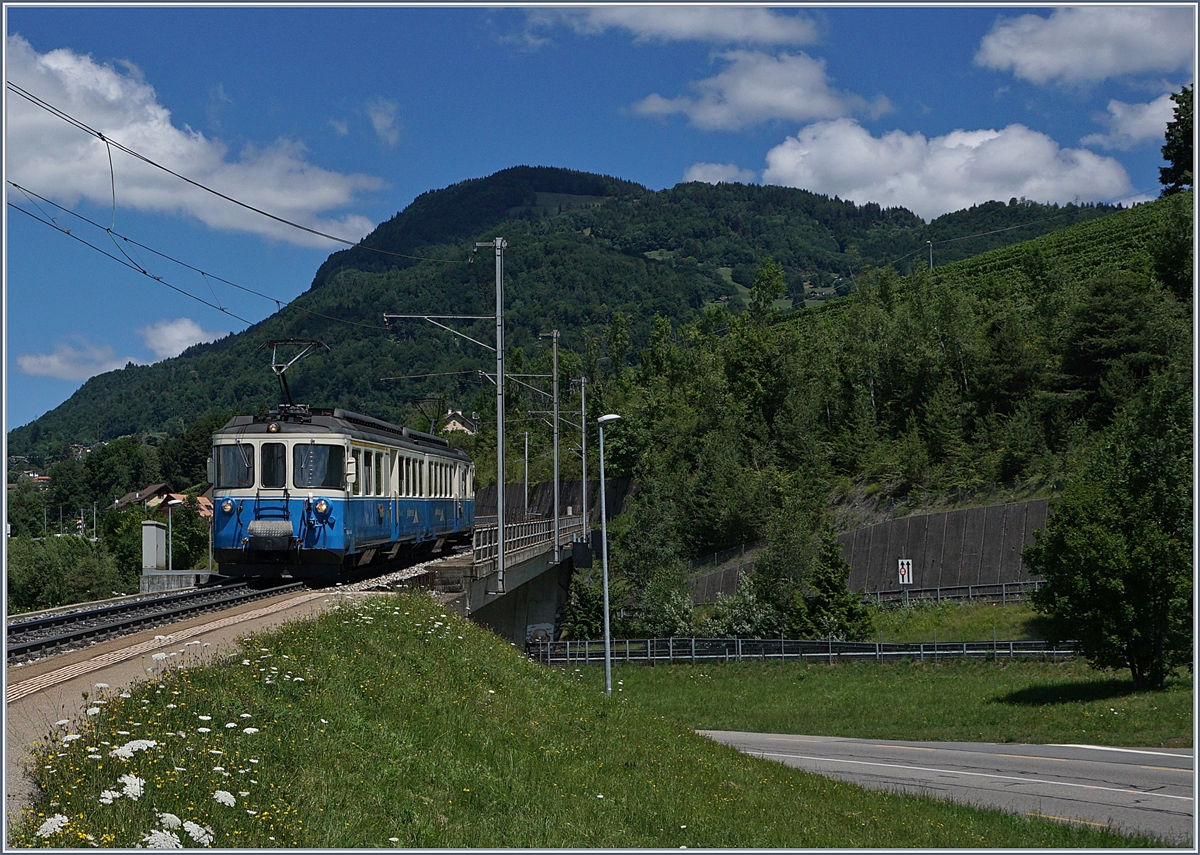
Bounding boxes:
8 166 1130 465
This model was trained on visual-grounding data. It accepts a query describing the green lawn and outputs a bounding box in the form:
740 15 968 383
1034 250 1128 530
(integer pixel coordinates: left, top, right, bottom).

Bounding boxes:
9 592 1173 848
867 599 1050 642
586 657 1193 748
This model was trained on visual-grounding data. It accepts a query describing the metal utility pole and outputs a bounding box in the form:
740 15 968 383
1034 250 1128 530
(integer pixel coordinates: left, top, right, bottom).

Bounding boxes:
927 240 933 270
539 330 560 562
384 237 507 591
479 237 508 593
523 431 529 520
598 413 621 697
579 376 588 530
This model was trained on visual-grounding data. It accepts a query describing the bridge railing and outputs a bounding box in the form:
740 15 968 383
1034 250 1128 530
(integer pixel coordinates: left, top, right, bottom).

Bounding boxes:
472 515 585 571
528 636 1075 666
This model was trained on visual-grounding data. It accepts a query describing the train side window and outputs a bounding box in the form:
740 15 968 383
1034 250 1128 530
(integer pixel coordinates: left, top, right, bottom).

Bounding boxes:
261 442 286 489
293 443 345 489
351 449 362 496
374 451 383 496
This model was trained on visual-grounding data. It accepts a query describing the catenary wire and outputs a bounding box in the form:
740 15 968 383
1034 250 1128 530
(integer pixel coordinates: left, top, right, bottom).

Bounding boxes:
9 201 253 325
7 82 464 264
9 182 388 332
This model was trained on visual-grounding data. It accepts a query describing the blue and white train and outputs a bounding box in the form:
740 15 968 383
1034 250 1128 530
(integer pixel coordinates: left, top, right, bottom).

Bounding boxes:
209 404 474 578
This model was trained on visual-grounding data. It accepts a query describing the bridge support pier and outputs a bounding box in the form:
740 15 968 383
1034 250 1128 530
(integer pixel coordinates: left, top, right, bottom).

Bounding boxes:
447 550 573 645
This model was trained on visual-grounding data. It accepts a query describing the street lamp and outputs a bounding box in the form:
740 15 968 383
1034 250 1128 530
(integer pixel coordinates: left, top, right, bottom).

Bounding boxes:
597 413 621 697
166 498 183 574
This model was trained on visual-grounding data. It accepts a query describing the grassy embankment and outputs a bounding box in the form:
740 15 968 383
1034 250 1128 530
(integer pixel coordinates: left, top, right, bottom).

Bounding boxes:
868 599 1049 642
10 592 1173 848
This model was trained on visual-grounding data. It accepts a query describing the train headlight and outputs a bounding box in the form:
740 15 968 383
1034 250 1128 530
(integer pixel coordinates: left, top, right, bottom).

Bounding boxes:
314 498 329 515
221 499 234 514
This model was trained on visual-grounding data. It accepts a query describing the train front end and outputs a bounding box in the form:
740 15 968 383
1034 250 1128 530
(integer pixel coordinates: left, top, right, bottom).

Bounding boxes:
210 407 350 579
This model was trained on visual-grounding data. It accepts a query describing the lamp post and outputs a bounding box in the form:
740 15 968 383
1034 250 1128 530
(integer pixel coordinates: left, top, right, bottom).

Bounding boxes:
597 413 621 697
166 498 183 574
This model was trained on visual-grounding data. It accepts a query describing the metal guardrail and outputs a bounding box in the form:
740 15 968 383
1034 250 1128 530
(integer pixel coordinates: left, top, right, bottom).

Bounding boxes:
472 515 584 568
866 580 1045 605
528 636 1076 666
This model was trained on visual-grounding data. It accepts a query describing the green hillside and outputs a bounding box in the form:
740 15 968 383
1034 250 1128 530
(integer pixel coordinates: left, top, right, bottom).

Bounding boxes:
8 166 1128 464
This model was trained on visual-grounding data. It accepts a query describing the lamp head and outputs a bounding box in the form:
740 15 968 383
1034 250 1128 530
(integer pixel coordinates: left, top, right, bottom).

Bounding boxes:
597 414 621 426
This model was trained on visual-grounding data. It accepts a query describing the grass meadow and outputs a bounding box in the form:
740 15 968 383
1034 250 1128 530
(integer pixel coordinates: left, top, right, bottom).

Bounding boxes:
867 599 1050 642
592 658 1193 748
9 591 1174 848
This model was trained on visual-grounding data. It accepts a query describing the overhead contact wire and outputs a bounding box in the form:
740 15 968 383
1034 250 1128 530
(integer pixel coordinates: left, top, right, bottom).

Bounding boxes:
8 202 253 325
7 82 462 264
8 182 387 332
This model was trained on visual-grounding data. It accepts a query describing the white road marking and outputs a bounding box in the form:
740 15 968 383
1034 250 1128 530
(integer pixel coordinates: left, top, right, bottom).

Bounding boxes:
1049 744 1193 760
750 750 1194 802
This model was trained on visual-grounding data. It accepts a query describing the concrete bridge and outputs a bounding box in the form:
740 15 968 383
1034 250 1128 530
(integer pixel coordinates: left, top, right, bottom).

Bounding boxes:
415 514 589 644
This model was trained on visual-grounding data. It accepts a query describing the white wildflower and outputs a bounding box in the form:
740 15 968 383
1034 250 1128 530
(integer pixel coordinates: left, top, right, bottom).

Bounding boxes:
182 822 214 846
197 715 212 721
242 727 259 734
95 683 109 689
152 653 168 661
35 814 69 837
86 707 101 716
240 713 252 718
110 739 158 760
141 828 182 849
157 812 182 830
197 728 211 733
98 790 121 804
61 734 82 743
119 773 145 800
213 789 236 807
54 719 70 727
225 722 237 728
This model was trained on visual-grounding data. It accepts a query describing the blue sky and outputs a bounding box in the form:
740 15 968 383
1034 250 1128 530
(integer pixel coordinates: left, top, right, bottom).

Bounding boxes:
4 4 1195 432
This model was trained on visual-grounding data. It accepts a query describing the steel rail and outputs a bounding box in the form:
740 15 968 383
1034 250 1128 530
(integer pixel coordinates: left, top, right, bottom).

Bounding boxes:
6 583 304 661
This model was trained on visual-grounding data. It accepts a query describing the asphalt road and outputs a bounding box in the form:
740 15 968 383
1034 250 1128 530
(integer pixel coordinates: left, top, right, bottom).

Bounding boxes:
701 731 1194 846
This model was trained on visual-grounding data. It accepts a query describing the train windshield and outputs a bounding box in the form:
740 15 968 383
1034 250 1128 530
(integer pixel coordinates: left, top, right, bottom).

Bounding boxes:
261 443 287 488
214 443 254 488
293 442 345 489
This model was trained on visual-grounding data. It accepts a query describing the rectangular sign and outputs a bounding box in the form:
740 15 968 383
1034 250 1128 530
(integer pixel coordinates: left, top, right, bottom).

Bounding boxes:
898 558 913 585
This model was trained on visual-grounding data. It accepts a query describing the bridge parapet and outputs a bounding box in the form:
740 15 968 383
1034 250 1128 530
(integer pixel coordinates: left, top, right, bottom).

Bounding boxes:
471 515 584 577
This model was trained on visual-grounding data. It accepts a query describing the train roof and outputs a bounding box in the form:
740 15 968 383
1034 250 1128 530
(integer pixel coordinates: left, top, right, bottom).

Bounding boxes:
214 404 471 461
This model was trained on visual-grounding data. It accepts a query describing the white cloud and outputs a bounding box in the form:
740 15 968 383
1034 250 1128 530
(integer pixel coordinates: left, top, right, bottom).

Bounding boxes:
139 318 228 360
6 35 381 248
683 162 757 185
17 339 143 381
328 118 349 137
530 7 818 46
366 99 401 147
635 50 890 131
1081 93 1176 150
975 7 1195 85
762 119 1133 221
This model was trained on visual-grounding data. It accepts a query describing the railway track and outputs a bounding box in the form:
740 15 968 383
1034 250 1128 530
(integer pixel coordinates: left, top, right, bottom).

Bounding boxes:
6 582 303 663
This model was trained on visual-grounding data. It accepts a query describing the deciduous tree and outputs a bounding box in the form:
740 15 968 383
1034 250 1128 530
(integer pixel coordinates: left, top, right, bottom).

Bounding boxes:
1026 370 1192 690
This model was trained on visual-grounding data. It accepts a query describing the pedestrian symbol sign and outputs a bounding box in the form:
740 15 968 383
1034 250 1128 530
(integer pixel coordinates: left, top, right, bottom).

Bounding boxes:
898 559 913 585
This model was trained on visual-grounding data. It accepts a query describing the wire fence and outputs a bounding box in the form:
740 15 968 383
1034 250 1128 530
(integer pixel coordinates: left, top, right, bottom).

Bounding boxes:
529 636 1075 667
866 580 1045 605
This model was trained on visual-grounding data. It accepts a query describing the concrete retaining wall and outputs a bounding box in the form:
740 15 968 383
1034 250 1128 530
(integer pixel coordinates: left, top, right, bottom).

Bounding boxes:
838 498 1050 594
